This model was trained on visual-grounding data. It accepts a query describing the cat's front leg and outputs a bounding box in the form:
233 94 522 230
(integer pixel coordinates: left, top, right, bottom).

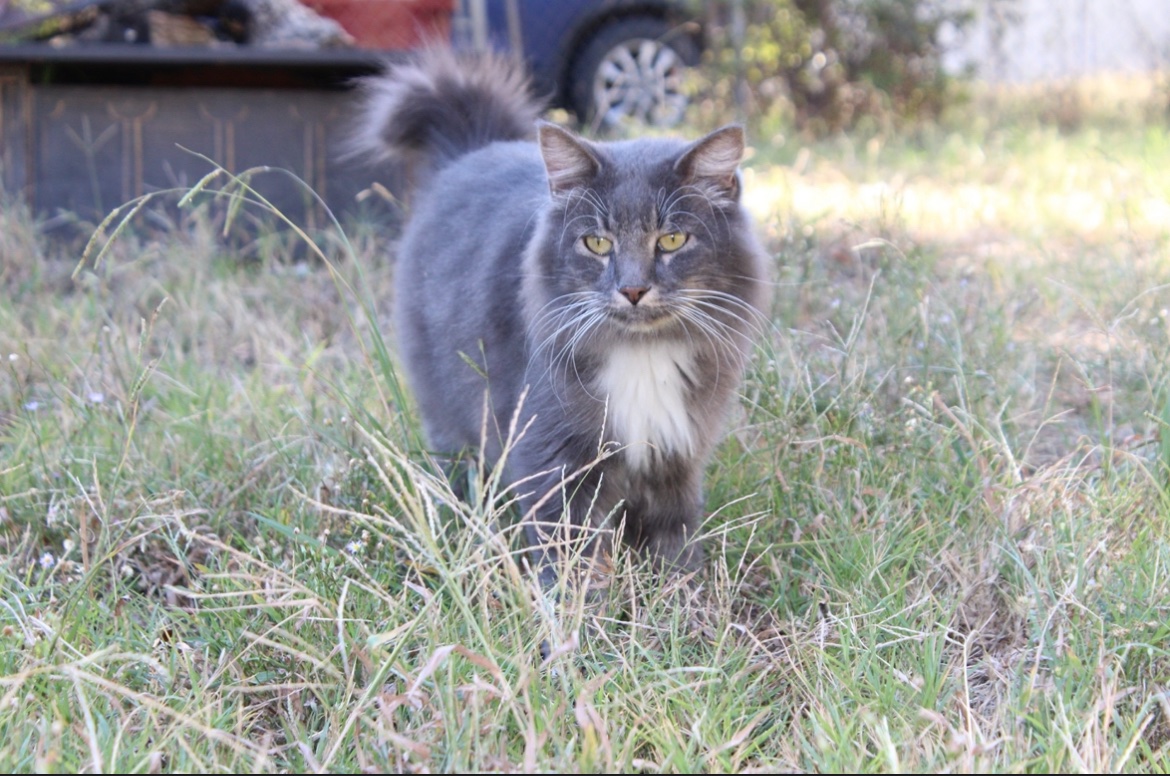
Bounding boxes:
519 464 611 593
522 516 561 592
624 476 706 575
639 519 704 573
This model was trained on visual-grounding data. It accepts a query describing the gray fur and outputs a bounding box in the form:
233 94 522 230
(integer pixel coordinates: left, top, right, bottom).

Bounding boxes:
355 50 769 580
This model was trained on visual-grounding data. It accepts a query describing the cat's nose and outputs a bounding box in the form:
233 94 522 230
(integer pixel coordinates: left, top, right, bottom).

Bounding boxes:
619 285 650 306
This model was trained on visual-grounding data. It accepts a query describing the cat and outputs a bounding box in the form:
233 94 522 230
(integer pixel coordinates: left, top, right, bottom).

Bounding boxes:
350 47 768 586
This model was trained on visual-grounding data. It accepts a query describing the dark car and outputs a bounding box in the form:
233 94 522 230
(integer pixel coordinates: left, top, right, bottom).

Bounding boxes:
475 0 702 128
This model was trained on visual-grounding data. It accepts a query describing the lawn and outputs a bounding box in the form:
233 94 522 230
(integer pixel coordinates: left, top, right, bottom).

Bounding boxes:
1 82 1169 772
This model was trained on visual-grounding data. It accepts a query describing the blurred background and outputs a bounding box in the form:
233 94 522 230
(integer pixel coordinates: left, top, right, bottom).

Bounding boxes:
1 0 1168 226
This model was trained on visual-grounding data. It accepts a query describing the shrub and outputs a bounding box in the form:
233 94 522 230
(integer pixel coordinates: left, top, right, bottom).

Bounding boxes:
695 0 978 135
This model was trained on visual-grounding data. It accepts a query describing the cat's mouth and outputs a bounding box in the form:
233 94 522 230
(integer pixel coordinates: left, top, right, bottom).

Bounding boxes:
609 304 677 332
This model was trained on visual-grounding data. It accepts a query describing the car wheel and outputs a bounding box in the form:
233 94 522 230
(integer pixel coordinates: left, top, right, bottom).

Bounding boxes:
570 16 698 130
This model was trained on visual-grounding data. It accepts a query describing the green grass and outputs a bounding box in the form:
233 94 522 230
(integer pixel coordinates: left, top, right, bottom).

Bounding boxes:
2 95 1170 771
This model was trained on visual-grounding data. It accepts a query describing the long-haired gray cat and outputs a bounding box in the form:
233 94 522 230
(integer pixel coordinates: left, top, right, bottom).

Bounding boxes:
351 47 768 587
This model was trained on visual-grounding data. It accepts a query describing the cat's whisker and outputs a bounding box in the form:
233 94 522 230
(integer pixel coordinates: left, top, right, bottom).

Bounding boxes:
529 295 610 398
562 186 600 213
558 212 605 246
672 306 734 387
555 188 610 247
563 311 608 396
530 299 600 364
669 297 730 344
661 185 732 236
676 302 744 345
659 194 719 245
674 293 767 384
541 308 607 401
574 187 609 218
530 313 588 357
682 290 765 324
679 288 772 335
563 308 606 359
530 292 594 328
678 302 742 351
680 305 766 360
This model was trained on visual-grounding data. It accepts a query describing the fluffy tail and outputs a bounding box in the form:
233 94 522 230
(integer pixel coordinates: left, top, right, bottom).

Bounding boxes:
348 47 542 181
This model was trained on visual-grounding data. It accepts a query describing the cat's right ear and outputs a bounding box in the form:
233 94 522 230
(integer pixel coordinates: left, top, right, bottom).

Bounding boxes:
538 122 601 195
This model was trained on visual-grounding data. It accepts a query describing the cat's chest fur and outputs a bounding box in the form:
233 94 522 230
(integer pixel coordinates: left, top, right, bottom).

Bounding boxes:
594 341 697 470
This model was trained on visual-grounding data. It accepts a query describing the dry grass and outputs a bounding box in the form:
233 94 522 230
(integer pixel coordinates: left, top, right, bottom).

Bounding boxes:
1 88 1169 771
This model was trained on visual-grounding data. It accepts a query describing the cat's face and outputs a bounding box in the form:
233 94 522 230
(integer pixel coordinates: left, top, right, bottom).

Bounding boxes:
526 124 765 354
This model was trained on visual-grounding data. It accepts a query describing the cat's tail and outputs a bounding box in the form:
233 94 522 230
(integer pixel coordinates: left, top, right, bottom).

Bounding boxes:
347 46 542 180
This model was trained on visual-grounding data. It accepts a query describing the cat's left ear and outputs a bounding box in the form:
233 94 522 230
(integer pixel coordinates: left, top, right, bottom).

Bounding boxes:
674 124 745 201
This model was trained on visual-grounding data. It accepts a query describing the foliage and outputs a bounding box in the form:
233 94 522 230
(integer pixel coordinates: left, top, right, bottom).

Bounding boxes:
695 0 980 135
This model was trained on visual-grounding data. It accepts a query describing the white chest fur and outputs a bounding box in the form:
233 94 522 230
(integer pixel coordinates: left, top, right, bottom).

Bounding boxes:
596 341 696 469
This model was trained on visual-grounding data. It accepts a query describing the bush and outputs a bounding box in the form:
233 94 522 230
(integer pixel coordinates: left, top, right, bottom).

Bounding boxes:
695 0 977 135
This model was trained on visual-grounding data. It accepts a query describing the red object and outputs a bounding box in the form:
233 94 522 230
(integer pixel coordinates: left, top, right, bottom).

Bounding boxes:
304 0 453 49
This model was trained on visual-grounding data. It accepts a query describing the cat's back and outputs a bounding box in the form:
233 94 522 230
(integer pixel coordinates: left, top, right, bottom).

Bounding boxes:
395 139 547 328
400 140 547 274
392 139 549 457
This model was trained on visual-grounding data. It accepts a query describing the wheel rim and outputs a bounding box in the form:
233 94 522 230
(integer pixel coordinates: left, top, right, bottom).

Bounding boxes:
592 38 688 127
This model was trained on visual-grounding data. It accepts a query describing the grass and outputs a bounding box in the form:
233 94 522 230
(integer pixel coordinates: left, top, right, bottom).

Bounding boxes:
2 86 1170 771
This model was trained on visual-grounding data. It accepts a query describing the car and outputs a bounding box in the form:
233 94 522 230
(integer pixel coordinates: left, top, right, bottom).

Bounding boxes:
474 0 702 128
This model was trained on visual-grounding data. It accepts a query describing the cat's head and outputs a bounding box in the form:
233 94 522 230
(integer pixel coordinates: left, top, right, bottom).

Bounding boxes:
524 122 767 357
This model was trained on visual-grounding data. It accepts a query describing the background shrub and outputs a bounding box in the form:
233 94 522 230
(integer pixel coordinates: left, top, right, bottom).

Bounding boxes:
694 0 981 135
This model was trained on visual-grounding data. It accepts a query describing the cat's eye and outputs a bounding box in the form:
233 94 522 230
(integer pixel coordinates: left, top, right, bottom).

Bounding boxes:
583 235 613 255
657 232 688 252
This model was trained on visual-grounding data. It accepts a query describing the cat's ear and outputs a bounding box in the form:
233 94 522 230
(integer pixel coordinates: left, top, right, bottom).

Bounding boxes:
675 124 745 200
538 122 602 194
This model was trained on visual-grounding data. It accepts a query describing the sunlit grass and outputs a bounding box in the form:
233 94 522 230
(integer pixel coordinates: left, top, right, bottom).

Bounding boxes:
745 124 1170 244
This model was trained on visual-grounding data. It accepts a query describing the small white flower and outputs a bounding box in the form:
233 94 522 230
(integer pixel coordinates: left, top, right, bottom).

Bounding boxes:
345 539 364 556
23 401 39 412
7 353 17 362
87 392 105 404
39 552 55 569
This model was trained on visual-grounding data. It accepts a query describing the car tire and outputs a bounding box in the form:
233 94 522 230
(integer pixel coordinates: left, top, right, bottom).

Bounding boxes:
569 16 699 130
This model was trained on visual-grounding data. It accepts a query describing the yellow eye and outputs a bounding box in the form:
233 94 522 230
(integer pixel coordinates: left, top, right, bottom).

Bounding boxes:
657 232 688 252
583 235 613 255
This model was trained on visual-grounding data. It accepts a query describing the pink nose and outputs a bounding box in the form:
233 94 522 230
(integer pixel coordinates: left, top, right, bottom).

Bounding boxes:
619 285 650 305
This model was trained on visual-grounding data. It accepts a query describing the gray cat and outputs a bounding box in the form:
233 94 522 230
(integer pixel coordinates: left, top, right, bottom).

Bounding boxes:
351 47 768 585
